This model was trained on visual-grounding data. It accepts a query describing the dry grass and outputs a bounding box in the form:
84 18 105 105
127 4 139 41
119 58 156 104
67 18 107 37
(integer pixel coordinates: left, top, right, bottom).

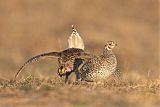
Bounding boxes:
0 0 159 107
0 76 160 107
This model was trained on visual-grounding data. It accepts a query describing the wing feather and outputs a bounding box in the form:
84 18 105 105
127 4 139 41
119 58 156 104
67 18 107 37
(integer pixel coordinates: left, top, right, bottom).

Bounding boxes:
14 52 60 80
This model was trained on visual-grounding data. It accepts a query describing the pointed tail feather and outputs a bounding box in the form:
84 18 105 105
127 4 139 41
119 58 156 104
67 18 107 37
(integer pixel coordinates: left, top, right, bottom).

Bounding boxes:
68 25 84 50
14 52 60 80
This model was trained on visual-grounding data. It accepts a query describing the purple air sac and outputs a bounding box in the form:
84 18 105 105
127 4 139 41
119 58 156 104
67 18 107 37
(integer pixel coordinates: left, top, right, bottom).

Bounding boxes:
57 66 72 77
66 67 72 73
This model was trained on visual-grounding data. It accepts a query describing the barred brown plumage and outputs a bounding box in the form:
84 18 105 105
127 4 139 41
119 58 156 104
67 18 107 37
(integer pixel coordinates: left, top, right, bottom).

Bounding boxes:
14 26 94 81
79 41 118 82
14 48 94 80
15 51 60 80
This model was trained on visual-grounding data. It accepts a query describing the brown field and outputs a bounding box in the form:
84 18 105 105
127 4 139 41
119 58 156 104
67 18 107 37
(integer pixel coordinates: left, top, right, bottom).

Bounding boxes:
0 0 159 107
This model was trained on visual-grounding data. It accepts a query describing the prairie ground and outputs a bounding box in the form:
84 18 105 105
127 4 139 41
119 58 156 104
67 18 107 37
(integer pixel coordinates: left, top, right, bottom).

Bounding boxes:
0 77 160 107
0 0 159 107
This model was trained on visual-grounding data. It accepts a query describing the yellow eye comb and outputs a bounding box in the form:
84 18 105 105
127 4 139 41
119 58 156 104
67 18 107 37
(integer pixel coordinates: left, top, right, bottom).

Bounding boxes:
58 67 65 73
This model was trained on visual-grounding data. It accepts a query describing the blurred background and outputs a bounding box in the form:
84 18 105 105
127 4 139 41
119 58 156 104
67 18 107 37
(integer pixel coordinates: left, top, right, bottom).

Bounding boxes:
0 0 159 79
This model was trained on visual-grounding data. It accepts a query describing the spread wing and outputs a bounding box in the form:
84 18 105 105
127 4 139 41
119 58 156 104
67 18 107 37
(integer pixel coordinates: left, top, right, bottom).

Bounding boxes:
14 52 60 80
68 25 84 50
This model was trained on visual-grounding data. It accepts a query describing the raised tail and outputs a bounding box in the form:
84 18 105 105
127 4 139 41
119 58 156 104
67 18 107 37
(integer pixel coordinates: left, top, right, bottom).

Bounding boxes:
14 52 60 80
68 25 84 50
